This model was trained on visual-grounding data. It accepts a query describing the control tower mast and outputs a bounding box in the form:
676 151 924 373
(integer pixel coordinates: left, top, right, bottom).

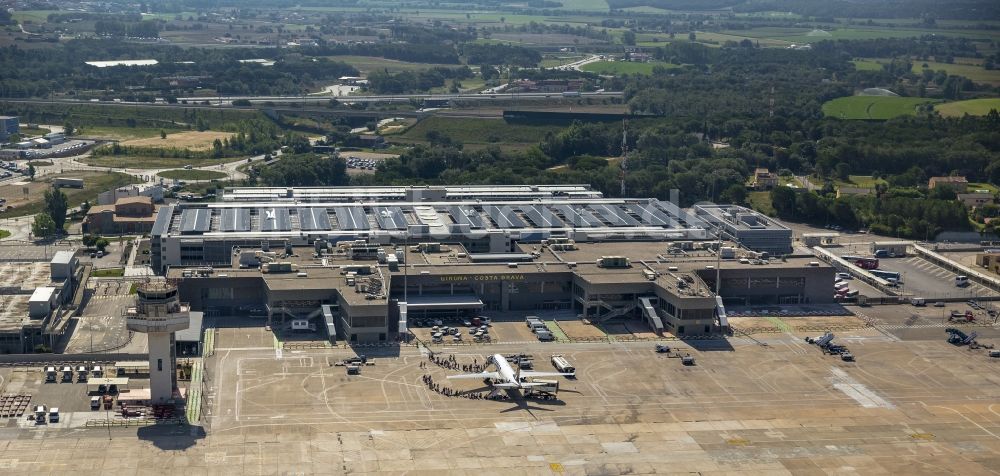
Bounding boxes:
125 281 190 404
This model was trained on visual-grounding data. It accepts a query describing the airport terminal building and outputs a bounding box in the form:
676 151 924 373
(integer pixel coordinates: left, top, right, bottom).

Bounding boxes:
153 186 832 342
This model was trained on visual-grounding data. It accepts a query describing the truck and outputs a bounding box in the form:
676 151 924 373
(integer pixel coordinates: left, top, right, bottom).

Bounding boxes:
536 329 555 341
870 269 901 282
550 355 576 375
910 297 926 306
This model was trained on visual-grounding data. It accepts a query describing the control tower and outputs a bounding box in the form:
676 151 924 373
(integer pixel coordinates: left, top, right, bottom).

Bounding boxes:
125 281 190 404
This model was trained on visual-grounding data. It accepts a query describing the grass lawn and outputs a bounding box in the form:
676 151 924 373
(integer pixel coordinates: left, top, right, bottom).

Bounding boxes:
554 0 608 12
158 169 228 180
748 191 775 216
11 10 59 24
852 59 884 71
935 98 1000 117
580 60 681 75
967 182 999 193
83 155 245 169
839 175 887 188
390 116 562 149
0 229 9 240
92 268 125 278
27 160 53 167
822 96 937 120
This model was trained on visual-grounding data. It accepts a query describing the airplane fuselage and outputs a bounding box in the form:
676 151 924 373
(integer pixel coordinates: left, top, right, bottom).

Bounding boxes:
492 353 519 386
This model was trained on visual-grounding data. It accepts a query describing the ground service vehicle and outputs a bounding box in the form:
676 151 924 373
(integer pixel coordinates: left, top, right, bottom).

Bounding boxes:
550 355 575 375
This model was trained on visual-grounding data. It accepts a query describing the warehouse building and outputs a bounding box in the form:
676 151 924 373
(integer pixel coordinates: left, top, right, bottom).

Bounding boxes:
155 186 828 341
0 116 18 141
694 204 793 255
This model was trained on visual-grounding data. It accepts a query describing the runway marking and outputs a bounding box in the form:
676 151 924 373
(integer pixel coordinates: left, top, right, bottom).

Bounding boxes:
829 368 893 409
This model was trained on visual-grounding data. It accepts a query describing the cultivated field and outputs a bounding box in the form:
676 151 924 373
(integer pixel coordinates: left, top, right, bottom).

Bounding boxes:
935 98 1000 117
822 96 936 120
120 131 233 151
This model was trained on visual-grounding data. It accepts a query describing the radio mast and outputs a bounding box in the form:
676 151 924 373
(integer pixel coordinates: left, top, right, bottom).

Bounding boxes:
620 119 628 197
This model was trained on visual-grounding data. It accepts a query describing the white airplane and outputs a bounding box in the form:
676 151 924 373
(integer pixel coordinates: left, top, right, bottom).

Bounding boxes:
446 354 574 389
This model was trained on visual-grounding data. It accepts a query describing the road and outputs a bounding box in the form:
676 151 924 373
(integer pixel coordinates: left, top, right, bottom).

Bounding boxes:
176 90 623 104
557 54 602 71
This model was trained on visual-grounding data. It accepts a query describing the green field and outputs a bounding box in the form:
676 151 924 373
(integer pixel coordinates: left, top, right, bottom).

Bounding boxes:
822 96 936 120
935 98 1000 117
92 268 125 278
913 60 1000 85
748 191 775 216
852 59 884 71
721 25 997 44
325 56 458 74
580 60 680 75
11 10 59 24
391 116 563 149
555 0 609 12
157 169 228 180
0 230 10 240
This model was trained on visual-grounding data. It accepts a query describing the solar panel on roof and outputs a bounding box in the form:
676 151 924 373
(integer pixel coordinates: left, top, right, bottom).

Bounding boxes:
448 206 485 229
180 208 211 233
484 205 525 228
626 204 669 226
374 206 407 230
298 207 331 231
591 204 639 227
554 204 603 227
221 208 251 232
521 205 563 228
259 207 290 231
334 207 370 231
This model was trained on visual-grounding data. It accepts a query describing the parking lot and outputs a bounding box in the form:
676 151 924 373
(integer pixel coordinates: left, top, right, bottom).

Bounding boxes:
878 255 993 298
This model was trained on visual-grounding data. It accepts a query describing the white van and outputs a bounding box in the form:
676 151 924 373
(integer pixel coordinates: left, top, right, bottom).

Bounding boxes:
955 275 969 287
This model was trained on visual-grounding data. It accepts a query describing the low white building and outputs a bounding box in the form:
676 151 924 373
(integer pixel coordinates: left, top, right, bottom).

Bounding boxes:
98 184 164 205
28 287 57 319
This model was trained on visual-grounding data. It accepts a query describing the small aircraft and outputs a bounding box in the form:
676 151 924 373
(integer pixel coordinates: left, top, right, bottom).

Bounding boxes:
447 353 573 389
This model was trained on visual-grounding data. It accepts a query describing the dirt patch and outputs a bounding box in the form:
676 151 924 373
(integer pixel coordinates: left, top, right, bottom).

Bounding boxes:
558 320 607 339
623 321 659 339
121 131 233 150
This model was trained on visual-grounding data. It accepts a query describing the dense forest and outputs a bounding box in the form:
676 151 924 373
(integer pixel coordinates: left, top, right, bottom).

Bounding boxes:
255 38 1000 239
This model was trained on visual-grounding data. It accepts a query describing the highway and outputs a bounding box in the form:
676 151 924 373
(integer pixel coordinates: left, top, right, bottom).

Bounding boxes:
177 90 622 104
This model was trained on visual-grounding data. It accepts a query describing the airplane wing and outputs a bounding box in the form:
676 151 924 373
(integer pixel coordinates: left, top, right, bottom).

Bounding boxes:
447 371 501 380
519 371 574 379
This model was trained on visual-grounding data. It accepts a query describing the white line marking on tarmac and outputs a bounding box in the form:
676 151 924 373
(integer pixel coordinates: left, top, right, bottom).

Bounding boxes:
829 367 894 409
